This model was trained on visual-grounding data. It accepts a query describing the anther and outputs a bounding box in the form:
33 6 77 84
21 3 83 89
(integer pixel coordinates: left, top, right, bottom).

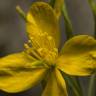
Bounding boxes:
28 40 32 44
53 48 58 53
24 44 30 49
47 36 52 40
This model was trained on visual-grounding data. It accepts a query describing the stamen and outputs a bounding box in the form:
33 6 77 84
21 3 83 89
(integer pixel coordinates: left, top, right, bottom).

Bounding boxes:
24 44 30 49
37 47 58 65
28 40 32 45
53 48 58 55
37 48 46 57
24 42 42 60
30 37 40 49
47 35 56 50
30 49 42 60
23 50 37 61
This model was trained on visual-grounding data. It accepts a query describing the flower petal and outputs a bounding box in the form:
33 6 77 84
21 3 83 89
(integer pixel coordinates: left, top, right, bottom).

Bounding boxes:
57 35 96 76
0 52 47 93
42 69 68 96
26 2 60 48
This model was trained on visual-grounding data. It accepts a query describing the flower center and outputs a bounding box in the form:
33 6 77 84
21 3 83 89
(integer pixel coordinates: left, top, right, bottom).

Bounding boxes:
37 47 58 65
24 32 58 66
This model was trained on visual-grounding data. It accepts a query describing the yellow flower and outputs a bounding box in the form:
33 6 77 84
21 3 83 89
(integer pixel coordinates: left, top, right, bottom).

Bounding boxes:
0 2 96 96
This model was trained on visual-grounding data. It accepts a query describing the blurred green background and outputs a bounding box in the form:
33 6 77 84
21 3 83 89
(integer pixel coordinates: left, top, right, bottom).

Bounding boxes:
0 0 95 96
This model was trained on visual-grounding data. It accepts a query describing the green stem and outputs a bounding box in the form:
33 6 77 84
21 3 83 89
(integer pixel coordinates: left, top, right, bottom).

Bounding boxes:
88 74 96 96
49 0 56 7
62 3 73 39
16 6 27 22
16 6 31 38
63 73 83 96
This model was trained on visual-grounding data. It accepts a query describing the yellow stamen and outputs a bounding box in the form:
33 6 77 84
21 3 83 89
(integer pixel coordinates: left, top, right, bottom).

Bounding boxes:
31 37 41 49
24 44 30 49
47 35 56 50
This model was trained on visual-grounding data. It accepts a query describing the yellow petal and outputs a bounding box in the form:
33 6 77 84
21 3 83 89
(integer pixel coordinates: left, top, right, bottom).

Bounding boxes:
42 69 68 96
0 52 47 93
26 2 60 48
57 35 96 76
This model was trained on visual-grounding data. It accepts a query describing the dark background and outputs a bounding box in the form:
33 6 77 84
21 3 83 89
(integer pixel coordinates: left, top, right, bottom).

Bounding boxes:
0 0 95 96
